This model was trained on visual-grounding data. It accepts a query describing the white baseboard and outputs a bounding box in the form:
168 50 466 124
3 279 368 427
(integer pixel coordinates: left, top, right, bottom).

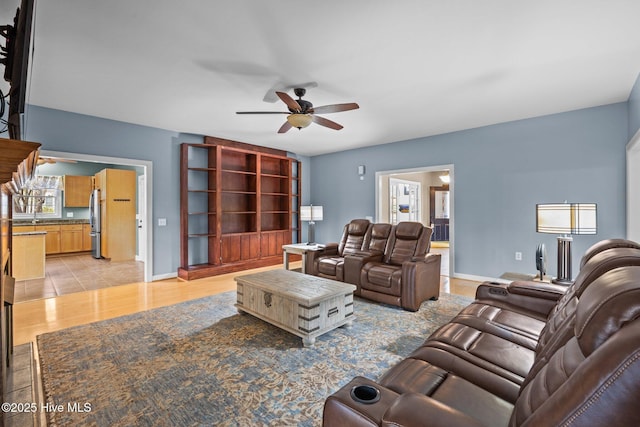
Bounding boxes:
152 272 178 281
452 272 509 284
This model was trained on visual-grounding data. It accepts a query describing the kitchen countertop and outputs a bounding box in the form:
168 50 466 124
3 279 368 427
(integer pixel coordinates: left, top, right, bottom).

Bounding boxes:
13 219 90 226
14 231 47 236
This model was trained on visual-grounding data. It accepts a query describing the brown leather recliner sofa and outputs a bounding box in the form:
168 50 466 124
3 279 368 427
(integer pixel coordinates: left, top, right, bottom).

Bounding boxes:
323 239 640 427
310 220 441 311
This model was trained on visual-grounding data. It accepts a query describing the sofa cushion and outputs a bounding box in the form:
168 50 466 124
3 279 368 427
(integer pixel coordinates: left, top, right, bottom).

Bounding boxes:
360 264 402 296
317 256 344 277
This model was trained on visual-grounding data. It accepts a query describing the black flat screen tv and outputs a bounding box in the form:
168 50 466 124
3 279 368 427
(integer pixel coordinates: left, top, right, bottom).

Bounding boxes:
2 0 34 140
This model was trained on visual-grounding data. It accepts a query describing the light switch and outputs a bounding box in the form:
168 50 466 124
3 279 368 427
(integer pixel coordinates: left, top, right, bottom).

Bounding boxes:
158 218 167 226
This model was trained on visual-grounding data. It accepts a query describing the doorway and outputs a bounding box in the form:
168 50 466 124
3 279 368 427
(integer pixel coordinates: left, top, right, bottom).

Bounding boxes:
41 150 153 283
376 165 454 276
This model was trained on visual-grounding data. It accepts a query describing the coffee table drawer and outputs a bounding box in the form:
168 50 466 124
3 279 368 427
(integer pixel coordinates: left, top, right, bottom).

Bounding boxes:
240 283 298 329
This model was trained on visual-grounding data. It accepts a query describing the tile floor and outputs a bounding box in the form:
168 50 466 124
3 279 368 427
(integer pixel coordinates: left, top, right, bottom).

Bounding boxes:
14 254 144 303
4 344 38 427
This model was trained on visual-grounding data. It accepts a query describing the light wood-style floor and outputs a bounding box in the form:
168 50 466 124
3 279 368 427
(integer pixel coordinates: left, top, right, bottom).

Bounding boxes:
13 260 479 348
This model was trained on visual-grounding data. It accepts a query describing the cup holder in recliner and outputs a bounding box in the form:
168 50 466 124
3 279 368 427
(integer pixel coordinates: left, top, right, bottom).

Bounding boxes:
350 384 381 404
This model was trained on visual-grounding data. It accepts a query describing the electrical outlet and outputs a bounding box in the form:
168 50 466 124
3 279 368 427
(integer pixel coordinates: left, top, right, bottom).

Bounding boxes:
515 251 523 261
66 212 74 218
158 218 167 226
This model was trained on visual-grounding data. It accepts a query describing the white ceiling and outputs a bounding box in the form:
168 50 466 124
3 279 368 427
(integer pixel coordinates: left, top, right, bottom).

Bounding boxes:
4 1 640 156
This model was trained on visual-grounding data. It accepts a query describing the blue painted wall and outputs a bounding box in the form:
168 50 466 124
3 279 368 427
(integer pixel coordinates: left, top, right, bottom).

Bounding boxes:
310 103 629 279
629 73 640 139
17 96 632 280
22 105 311 277
24 106 197 276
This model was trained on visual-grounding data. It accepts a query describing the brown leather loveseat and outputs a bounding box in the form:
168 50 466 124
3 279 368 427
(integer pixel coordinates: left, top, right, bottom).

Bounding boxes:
310 220 441 311
322 239 640 426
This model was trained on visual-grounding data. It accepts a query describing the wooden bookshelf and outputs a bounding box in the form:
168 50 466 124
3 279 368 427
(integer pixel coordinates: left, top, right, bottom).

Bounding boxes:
178 137 301 280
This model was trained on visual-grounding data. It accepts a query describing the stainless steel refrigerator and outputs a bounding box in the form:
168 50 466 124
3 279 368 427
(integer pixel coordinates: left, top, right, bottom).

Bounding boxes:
89 189 101 259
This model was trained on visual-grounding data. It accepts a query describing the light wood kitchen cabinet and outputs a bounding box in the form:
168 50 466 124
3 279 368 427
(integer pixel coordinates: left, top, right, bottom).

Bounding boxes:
63 175 93 207
12 233 45 280
60 224 84 253
38 225 61 254
94 168 136 261
82 223 92 251
13 225 35 234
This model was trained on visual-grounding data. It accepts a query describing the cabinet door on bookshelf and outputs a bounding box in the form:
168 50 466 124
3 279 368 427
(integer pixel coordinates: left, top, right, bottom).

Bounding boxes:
260 230 290 257
221 233 259 263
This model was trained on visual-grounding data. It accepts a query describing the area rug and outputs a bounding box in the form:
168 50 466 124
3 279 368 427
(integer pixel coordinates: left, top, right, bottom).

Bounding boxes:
37 291 472 427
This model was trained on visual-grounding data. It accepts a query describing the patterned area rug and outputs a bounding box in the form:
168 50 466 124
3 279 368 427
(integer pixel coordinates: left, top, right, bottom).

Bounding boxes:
37 291 472 426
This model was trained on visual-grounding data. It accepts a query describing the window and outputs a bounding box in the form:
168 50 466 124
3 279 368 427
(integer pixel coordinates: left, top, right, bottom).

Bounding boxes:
12 176 63 219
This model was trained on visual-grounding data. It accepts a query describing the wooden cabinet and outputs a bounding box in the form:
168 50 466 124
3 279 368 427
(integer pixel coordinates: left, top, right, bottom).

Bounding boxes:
12 233 45 280
178 137 301 280
94 169 136 261
82 223 92 251
14 223 93 254
60 224 84 253
63 175 93 207
39 225 61 254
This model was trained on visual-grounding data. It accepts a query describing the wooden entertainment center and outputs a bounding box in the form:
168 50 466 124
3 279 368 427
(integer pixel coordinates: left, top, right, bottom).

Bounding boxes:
178 137 301 280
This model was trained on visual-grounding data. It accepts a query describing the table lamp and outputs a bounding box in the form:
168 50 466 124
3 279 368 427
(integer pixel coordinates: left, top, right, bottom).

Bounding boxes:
536 203 597 285
300 205 323 244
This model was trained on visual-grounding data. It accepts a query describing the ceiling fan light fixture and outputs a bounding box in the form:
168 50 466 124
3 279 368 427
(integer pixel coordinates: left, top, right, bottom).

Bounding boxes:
286 113 313 129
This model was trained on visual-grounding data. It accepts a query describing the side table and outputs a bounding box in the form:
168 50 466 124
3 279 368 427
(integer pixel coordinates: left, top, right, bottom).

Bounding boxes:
282 243 325 274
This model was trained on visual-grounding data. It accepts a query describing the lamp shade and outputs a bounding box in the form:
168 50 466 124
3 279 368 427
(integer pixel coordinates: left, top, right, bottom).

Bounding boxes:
300 205 323 221
536 203 597 235
286 114 313 129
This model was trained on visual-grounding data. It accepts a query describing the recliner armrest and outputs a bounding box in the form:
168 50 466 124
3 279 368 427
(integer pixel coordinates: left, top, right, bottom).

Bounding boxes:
475 280 566 317
321 243 340 256
507 280 567 300
382 393 485 427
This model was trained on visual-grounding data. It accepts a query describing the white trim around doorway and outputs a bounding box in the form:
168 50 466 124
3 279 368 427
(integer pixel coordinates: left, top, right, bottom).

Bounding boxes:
375 164 455 278
41 150 154 283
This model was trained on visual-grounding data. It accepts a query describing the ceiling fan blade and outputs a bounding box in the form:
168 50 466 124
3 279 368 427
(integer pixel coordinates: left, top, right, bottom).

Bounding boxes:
278 121 293 133
276 91 302 112
310 103 360 114
236 111 289 114
312 115 343 131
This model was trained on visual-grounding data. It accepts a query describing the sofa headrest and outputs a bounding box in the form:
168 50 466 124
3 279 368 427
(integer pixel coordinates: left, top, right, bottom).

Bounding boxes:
576 266 640 356
580 239 640 268
347 219 370 236
572 247 640 299
371 223 392 239
395 222 423 240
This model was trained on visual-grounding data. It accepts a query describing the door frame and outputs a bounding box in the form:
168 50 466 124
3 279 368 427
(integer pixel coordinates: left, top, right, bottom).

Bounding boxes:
627 128 640 243
41 150 153 282
375 164 454 276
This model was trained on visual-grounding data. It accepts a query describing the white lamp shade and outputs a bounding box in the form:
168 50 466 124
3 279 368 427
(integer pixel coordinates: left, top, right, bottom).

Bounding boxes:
536 203 597 235
300 205 323 221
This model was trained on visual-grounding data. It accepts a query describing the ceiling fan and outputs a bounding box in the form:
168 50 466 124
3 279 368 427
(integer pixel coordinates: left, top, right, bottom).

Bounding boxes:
236 88 359 133
37 156 77 166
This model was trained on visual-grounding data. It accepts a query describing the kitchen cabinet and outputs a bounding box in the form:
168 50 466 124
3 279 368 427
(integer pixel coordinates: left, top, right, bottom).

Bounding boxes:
13 223 92 254
12 232 45 280
60 224 83 253
94 168 136 261
63 175 93 207
39 225 61 255
82 223 92 251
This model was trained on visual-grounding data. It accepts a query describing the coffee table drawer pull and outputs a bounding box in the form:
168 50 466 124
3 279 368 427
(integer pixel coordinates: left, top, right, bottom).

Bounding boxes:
328 307 339 317
264 292 273 308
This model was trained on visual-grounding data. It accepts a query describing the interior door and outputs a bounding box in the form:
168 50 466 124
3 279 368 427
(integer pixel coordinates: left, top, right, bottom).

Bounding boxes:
137 174 146 262
430 185 450 241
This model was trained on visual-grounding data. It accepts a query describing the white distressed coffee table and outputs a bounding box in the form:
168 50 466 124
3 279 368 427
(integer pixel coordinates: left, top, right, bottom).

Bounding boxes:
234 269 356 347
